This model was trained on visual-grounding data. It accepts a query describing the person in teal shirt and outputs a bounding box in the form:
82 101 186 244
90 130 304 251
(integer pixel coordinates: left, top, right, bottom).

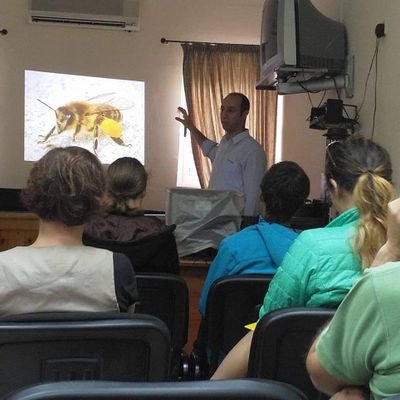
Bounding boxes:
212 136 394 380
307 197 400 400
309 261 400 400
198 161 310 316
259 206 359 316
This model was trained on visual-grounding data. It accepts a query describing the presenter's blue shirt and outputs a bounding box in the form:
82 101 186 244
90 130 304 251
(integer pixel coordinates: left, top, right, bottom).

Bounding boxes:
198 220 298 316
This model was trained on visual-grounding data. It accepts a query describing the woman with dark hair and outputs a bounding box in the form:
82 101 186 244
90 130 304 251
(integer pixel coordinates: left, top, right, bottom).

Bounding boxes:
211 136 394 379
86 157 165 240
0 147 138 316
84 157 179 274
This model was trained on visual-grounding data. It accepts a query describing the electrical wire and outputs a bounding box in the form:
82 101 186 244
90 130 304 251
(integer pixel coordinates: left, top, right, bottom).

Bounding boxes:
332 76 352 121
332 76 341 100
296 73 314 107
355 38 380 121
317 90 327 108
296 78 315 123
302 86 329 122
371 39 379 140
305 89 313 108
296 80 321 95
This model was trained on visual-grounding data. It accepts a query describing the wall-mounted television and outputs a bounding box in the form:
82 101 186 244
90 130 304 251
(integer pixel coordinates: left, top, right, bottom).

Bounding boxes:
256 0 349 95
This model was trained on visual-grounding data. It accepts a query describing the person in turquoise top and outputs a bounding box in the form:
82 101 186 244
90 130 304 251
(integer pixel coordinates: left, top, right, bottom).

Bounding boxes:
259 206 359 315
307 198 400 400
212 136 394 380
198 161 310 316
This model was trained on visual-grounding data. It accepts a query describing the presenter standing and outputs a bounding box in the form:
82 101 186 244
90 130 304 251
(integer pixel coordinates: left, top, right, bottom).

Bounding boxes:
176 93 267 216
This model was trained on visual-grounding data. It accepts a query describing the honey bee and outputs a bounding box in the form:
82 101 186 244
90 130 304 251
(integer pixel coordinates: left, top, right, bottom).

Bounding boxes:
37 97 131 154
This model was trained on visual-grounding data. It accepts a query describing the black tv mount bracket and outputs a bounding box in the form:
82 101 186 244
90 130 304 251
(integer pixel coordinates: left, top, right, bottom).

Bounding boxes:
276 55 354 98
309 98 358 142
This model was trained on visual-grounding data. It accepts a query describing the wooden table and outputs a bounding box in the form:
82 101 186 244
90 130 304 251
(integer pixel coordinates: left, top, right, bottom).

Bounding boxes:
0 212 39 251
179 258 210 353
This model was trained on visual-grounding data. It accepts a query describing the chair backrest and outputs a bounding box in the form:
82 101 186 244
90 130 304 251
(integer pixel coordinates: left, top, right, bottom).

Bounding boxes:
248 307 336 400
290 200 330 231
82 224 180 275
4 379 308 400
199 274 273 375
135 273 189 379
0 312 171 398
135 273 189 352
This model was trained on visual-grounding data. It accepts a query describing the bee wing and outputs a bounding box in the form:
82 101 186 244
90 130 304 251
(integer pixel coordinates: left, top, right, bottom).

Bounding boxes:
87 93 135 112
87 93 117 103
114 97 135 111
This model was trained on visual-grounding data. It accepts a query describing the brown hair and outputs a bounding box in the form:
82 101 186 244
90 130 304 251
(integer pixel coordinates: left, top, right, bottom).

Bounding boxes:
21 147 106 226
106 157 147 215
325 136 394 268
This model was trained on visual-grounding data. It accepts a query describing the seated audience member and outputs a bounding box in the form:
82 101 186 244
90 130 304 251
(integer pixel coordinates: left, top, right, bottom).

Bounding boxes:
198 161 310 317
84 157 179 274
0 147 138 316
211 136 394 379
307 197 400 400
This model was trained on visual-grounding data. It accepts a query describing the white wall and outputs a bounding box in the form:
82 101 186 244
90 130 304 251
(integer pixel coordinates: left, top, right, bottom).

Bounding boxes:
3 0 385 209
0 0 264 210
280 0 400 198
342 0 400 189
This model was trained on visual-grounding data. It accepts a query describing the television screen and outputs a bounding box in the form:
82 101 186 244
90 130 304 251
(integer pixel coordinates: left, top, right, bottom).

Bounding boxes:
260 0 278 67
24 70 145 164
257 0 347 94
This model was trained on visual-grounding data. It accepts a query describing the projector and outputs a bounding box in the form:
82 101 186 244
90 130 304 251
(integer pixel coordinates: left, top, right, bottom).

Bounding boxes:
309 99 357 132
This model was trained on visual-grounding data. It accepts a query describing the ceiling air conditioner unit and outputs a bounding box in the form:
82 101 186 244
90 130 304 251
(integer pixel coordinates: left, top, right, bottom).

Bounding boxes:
29 0 140 32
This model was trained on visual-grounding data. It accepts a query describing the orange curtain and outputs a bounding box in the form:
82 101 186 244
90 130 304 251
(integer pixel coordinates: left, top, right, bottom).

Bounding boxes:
182 44 277 188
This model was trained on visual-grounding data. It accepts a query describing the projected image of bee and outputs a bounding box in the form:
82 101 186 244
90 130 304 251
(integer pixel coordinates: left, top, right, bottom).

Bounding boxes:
37 96 131 154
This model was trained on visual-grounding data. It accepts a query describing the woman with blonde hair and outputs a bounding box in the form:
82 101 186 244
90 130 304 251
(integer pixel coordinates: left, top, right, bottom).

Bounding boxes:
211 136 394 380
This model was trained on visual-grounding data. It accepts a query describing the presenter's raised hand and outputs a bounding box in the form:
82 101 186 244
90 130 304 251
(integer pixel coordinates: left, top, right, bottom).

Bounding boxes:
175 107 194 131
175 107 207 145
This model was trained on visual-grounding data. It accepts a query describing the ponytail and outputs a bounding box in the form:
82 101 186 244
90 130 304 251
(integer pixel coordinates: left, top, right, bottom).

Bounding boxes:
326 136 393 268
106 157 147 216
353 170 395 268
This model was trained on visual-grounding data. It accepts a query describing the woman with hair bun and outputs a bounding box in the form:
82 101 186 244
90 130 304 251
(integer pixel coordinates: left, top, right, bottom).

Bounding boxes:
0 147 138 316
84 157 179 274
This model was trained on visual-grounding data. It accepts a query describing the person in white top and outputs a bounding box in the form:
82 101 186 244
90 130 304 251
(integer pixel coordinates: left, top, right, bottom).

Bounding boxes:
176 93 267 216
0 146 138 316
